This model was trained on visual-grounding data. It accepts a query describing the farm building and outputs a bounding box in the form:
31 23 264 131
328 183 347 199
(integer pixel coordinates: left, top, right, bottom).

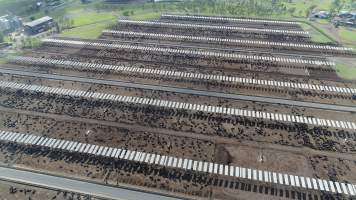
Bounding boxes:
24 16 54 35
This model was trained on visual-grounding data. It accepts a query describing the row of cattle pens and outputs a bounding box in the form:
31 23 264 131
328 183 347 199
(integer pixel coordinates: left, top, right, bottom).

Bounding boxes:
1 14 356 199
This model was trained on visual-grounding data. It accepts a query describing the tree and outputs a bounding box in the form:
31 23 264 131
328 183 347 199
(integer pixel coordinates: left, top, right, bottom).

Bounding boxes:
55 22 61 33
0 32 4 43
70 19 74 28
353 2 356 9
298 10 303 17
123 10 130 16
288 7 296 16
306 5 317 17
331 0 343 13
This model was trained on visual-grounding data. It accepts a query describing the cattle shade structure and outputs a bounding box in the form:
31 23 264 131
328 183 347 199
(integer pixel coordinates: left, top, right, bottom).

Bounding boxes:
41 38 335 67
11 56 355 96
117 20 309 36
0 130 355 196
0 80 355 131
102 30 354 54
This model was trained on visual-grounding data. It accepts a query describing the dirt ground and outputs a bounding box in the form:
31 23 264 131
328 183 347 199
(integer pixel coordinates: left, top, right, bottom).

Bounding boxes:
0 180 93 200
222 145 312 177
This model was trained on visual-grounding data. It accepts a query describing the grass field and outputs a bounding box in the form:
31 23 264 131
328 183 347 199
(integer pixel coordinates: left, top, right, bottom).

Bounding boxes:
67 11 116 27
55 2 165 37
299 22 334 43
60 21 115 38
284 0 333 17
129 11 161 20
336 63 356 80
283 0 353 17
0 0 38 16
338 27 356 44
58 10 160 38
0 0 19 3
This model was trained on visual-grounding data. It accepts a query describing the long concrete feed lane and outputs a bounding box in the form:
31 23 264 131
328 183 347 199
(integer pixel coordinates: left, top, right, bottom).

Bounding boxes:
0 166 184 200
0 67 355 113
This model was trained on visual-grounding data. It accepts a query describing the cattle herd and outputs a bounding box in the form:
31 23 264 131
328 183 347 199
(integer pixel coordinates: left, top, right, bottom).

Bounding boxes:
0 14 356 200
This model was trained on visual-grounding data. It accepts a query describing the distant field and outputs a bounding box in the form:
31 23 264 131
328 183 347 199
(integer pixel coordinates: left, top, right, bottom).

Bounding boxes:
0 0 38 16
336 63 356 80
284 0 333 16
60 21 115 38
66 11 116 27
130 11 161 20
299 22 334 43
4 0 356 81
283 0 353 17
0 0 31 5
339 27 356 44
54 2 164 36
58 9 161 37
8 0 351 49
0 0 15 3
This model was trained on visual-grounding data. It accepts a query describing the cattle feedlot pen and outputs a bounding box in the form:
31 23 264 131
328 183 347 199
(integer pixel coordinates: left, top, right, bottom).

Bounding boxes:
117 20 309 36
42 38 334 67
102 30 354 54
0 130 355 196
0 80 355 131
11 56 355 95
161 14 301 25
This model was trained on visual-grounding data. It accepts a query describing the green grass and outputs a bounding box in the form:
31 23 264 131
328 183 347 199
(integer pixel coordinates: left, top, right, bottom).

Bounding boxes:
36 5 117 39
0 58 7 64
10 0 354 44
3 36 10 43
0 0 38 16
54 2 162 38
0 51 18 64
336 64 356 80
299 22 333 43
283 0 353 17
0 0 19 3
346 44 356 51
60 21 114 39
129 12 161 20
338 27 356 44
284 0 333 17
317 19 330 25
68 11 116 27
